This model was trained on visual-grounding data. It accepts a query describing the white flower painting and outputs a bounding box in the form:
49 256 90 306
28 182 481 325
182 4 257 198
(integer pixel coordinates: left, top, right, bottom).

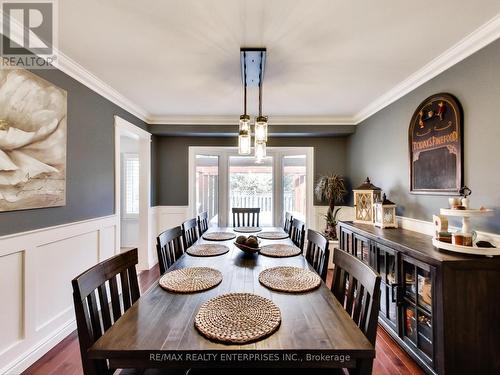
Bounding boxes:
0 68 67 212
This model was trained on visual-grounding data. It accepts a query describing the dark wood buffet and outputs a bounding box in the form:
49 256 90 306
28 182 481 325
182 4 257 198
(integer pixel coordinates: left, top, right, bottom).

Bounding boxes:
338 221 500 375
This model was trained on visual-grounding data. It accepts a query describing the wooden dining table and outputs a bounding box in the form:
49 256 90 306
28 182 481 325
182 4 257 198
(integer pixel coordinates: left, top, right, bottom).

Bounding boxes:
88 227 375 374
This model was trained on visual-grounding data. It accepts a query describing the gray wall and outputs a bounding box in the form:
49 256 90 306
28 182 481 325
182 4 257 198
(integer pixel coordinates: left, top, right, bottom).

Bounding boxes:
347 38 500 233
153 136 349 206
0 68 147 236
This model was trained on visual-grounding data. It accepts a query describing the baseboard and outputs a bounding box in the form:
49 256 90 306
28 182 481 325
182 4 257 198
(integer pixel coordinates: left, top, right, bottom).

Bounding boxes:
0 320 76 375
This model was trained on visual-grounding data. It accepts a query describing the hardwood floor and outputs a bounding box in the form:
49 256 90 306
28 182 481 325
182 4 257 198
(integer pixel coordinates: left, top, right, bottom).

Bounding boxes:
23 267 423 375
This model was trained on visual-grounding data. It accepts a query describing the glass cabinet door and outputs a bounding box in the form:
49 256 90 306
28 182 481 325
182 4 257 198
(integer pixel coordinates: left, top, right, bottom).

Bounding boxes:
339 226 353 254
353 233 370 266
401 256 435 366
374 243 398 331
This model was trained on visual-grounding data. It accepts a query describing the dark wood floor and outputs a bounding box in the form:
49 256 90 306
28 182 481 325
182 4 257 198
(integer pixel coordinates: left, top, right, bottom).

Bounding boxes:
23 267 424 375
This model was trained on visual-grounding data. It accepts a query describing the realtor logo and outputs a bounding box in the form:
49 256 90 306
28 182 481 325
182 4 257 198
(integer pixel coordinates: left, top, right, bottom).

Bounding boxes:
1 0 57 68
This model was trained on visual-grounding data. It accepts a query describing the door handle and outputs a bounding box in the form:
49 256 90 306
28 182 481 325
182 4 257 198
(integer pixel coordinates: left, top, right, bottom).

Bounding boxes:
391 283 401 304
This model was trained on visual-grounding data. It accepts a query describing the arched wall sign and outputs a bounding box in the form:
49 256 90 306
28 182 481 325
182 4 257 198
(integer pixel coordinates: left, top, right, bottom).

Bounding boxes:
408 93 463 195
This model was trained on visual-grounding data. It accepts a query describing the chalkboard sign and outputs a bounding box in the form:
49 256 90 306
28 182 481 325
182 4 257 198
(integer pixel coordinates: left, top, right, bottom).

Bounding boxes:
409 93 463 195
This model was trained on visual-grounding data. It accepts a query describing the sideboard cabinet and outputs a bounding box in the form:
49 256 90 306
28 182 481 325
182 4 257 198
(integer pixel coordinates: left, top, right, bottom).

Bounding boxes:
338 221 500 375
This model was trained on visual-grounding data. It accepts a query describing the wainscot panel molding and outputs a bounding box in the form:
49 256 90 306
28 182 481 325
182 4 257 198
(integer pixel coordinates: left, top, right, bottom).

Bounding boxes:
0 215 119 375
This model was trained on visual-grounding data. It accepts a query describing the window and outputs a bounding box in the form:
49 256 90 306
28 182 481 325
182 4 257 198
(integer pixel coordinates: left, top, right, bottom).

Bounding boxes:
123 153 139 216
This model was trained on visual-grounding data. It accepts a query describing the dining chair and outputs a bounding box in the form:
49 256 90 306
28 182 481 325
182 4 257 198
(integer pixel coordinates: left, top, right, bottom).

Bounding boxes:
305 229 330 281
284 212 293 234
232 207 260 227
182 218 199 249
290 218 306 251
72 249 141 375
197 211 209 235
330 248 381 346
156 226 185 275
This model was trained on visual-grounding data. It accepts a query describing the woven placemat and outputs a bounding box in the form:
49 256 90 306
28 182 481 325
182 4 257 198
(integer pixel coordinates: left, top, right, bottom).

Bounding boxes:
257 231 289 240
194 293 281 344
233 226 262 233
260 244 302 258
186 244 229 257
202 232 236 241
259 266 321 293
159 267 222 293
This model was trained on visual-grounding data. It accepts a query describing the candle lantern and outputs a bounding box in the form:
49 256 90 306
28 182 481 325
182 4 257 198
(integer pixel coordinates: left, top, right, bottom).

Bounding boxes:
353 177 381 224
373 194 398 228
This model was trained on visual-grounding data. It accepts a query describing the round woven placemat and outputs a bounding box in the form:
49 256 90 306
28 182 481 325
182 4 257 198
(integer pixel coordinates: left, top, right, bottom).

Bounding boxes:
257 231 289 240
194 293 281 344
202 232 236 241
159 267 222 293
233 226 262 233
260 244 302 258
186 244 229 257
259 266 321 293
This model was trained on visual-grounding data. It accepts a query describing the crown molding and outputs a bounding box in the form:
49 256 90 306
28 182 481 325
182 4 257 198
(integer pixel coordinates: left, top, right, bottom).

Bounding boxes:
4 10 500 127
146 115 355 125
54 54 149 122
353 13 500 124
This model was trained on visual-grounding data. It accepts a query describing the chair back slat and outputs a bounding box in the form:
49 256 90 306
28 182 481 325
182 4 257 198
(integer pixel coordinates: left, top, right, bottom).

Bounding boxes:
182 218 199 249
305 229 330 281
72 249 140 375
290 218 306 250
156 226 185 275
197 211 209 235
97 284 112 332
232 207 261 228
284 212 293 234
330 249 381 345
108 276 121 322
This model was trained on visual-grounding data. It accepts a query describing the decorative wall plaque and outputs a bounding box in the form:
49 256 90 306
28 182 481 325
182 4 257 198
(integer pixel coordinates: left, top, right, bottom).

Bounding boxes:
409 93 463 195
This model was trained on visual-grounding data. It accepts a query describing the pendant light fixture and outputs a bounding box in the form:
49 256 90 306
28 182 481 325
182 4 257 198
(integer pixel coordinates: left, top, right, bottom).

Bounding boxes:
254 49 267 162
239 48 267 161
238 52 251 155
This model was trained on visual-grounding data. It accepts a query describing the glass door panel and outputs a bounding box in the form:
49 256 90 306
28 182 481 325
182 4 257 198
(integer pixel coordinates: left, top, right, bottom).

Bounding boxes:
354 234 370 265
402 257 435 365
195 155 219 225
229 156 273 226
283 155 306 222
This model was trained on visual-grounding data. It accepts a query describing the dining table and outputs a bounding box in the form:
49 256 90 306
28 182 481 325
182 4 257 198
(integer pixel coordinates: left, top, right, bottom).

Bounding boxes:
88 227 375 374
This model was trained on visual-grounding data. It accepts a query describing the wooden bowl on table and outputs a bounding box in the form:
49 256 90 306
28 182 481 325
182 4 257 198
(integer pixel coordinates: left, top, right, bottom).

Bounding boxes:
234 242 261 254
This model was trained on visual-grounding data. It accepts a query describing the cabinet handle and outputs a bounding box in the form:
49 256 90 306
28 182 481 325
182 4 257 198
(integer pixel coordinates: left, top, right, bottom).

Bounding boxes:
391 283 401 303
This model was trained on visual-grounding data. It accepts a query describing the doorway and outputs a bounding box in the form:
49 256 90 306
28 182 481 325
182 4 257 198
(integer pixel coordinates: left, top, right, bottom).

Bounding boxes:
114 116 153 271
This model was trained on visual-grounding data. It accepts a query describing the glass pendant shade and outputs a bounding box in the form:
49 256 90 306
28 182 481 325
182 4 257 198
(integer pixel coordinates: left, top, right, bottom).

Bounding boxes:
238 132 251 155
255 115 268 142
239 114 250 133
255 140 266 162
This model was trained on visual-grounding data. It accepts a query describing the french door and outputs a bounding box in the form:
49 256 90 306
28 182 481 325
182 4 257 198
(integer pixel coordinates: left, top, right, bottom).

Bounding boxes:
189 147 313 227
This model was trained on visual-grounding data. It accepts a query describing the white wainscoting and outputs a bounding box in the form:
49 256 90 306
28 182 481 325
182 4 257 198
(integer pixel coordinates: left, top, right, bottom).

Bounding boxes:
0 215 118 375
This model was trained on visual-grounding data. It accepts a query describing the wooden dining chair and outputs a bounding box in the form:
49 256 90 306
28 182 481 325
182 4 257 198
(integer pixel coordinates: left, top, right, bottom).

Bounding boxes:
290 218 306 251
330 248 381 346
232 207 260 227
305 229 330 281
197 211 209 235
156 226 185 275
284 212 293 234
182 218 199 249
72 249 141 375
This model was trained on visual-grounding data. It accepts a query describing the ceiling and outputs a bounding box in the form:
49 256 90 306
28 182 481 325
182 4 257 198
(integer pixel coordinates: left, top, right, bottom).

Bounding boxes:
58 0 500 124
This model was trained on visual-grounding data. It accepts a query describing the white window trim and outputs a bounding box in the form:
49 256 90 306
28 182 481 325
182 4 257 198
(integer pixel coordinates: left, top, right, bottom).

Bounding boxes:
122 152 140 219
188 146 314 228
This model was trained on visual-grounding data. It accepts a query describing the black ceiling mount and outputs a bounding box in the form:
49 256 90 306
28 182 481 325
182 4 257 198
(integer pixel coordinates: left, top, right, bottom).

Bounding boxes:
240 47 266 88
